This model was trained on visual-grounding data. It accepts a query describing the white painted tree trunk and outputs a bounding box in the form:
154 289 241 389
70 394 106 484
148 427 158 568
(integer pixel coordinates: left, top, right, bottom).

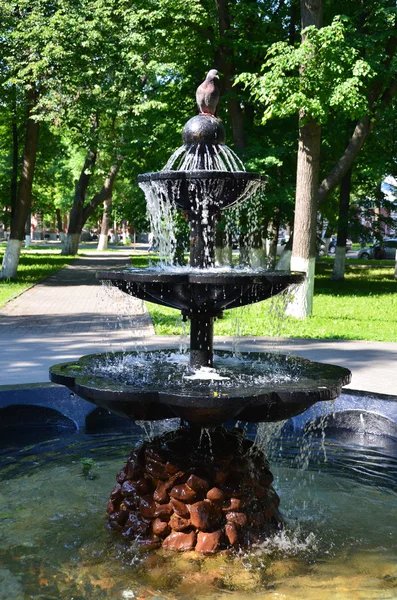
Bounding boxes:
215 245 232 266
97 233 108 251
1 239 23 279
286 256 316 318
248 247 267 268
331 246 346 280
25 235 31 248
62 233 80 255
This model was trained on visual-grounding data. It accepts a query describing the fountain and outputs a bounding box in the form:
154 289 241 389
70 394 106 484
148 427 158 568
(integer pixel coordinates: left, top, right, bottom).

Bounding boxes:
49 71 351 554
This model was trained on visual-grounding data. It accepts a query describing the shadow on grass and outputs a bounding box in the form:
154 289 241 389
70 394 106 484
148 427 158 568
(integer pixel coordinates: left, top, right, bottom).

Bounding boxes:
315 265 397 297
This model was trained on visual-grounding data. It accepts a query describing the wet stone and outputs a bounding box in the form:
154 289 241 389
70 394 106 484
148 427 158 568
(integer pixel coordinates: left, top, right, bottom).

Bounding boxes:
146 458 169 480
171 497 191 518
169 514 191 531
190 500 223 531
153 482 170 504
135 476 154 496
162 531 197 551
222 497 242 511
138 495 156 519
196 530 223 554
225 521 239 546
110 483 122 501
121 480 137 497
116 509 129 526
123 497 138 510
165 461 179 475
152 518 171 538
206 487 225 503
170 484 197 503
126 514 150 535
145 447 165 463
153 502 173 519
187 474 210 495
116 469 127 484
125 458 143 480
226 512 248 528
165 471 188 491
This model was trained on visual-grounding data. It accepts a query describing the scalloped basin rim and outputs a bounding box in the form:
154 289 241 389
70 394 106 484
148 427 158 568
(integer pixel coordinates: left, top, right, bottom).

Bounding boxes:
137 170 264 183
49 350 352 426
96 269 306 285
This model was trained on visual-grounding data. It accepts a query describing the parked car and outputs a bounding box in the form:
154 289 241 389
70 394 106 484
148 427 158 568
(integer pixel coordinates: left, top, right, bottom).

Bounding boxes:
327 236 352 254
358 238 397 260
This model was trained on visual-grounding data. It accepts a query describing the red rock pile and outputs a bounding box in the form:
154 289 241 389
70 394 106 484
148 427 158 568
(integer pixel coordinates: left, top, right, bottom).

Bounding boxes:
106 427 281 553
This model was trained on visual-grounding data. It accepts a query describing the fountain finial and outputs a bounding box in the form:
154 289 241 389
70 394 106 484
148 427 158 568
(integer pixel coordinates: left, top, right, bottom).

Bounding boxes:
196 69 220 116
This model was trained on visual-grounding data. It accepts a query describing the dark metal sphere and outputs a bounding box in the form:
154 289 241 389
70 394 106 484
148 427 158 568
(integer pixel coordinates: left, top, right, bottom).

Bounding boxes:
182 115 226 146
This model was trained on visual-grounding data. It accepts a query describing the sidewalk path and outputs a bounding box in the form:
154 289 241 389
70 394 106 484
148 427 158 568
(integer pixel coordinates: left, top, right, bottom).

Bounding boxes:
0 252 154 386
1 252 396 397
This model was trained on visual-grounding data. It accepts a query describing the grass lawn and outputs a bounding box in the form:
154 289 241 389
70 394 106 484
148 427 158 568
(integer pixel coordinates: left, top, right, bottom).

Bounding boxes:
143 261 397 342
0 249 74 307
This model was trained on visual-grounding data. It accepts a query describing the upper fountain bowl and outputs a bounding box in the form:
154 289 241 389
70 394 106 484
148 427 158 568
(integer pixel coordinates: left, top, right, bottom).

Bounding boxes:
138 171 263 213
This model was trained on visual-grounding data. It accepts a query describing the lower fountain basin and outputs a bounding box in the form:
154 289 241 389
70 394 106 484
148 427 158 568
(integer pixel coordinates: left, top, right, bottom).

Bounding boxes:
97 268 305 316
49 350 351 426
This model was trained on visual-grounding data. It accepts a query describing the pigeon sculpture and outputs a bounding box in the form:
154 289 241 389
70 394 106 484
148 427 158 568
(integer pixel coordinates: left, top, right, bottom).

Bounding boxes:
196 69 220 116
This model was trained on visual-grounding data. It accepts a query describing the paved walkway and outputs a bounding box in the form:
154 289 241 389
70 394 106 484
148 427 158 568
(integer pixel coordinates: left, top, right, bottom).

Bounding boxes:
0 251 396 396
0 251 154 386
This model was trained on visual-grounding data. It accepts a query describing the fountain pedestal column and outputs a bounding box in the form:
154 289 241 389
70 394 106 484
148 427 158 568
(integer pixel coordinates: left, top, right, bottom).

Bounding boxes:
189 315 214 368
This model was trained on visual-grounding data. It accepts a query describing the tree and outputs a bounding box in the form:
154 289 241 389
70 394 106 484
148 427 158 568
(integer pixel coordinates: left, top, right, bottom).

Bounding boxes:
239 2 397 315
1 88 40 279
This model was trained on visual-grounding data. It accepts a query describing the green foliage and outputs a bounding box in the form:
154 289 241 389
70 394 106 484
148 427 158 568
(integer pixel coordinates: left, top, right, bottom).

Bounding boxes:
237 18 373 125
80 457 97 480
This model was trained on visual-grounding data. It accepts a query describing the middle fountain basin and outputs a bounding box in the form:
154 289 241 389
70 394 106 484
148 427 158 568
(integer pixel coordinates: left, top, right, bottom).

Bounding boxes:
97 268 305 315
50 350 351 427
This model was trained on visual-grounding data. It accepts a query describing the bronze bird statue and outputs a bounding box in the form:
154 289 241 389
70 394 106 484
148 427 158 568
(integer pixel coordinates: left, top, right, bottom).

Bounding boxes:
196 69 220 116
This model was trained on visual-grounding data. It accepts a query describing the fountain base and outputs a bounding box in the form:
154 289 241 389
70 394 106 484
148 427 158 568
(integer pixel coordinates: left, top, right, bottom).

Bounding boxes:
106 426 281 553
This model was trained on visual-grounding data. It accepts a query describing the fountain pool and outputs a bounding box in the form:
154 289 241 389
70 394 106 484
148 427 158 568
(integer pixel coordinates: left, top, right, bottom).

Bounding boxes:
1 416 396 599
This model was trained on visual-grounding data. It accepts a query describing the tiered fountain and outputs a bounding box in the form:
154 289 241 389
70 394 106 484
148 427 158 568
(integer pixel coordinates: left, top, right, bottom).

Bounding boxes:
50 71 350 554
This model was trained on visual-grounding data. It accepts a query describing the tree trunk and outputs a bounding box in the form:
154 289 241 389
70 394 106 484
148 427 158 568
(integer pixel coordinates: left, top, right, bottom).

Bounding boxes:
287 0 322 319
62 158 121 255
331 168 352 280
215 0 246 151
56 208 63 232
215 228 232 266
1 88 39 279
97 197 112 251
287 115 321 317
62 149 97 255
10 85 19 228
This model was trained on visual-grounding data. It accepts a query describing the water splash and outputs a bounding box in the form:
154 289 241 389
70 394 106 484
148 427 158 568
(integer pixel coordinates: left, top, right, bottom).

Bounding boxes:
163 143 246 172
138 179 178 265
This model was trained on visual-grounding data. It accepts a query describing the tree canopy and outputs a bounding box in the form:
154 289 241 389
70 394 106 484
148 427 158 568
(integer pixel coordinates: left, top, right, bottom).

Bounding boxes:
0 0 396 278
